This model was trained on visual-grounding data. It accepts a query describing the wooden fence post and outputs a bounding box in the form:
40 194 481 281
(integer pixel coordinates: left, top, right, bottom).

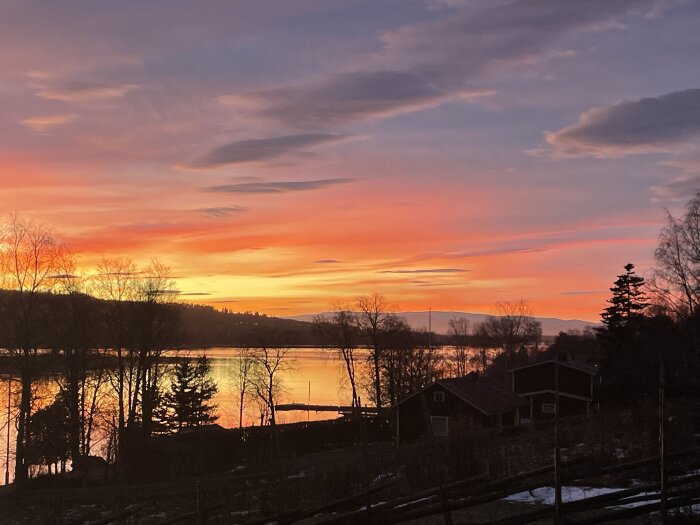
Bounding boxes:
358 397 372 524
659 358 667 525
554 356 562 525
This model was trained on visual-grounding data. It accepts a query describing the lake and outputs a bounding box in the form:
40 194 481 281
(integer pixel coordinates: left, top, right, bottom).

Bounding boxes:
181 347 368 427
0 346 376 484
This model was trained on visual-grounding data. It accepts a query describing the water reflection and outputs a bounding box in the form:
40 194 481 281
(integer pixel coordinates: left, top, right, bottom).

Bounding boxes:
0 347 369 484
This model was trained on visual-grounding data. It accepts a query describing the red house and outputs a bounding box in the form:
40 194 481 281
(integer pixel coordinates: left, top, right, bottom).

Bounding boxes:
392 372 528 444
510 360 596 422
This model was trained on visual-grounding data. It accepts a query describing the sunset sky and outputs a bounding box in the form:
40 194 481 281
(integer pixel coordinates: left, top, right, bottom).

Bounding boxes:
2 0 699 320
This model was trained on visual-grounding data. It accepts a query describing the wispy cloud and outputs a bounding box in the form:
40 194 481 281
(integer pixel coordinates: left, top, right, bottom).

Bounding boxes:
542 88 700 158
559 289 607 296
20 114 77 134
378 268 468 274
35 81 139 102
315 259 343 264
183 133 348 169
205 178 355 194
651 157 700 200
223 75 492 129
220 0 649 128
198 206 245 218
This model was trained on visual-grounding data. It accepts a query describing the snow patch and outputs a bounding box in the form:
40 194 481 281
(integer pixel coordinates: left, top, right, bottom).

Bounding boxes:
504 486 659 509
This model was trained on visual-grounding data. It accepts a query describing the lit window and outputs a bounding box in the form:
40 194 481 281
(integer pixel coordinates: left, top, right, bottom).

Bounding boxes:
433 391 445 402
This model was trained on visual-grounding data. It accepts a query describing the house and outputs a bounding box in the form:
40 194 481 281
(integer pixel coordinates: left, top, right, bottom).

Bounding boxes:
392 372 529 444
510 360 596 422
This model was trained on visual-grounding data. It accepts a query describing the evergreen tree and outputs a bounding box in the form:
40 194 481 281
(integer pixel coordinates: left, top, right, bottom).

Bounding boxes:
601 263 648 331
598 264 656 404
160 356 218 431
27 390 71 471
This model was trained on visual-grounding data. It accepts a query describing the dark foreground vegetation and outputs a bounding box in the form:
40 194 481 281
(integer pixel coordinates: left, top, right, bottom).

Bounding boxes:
2 400 699 524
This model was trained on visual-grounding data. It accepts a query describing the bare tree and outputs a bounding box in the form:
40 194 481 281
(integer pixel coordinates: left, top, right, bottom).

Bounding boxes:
653 193 700 318
249 339 292 428
94 258 178 441
0 215 67 485
231 348 255 428
483 300 542 368
92 257 138 459
50 256 106 460
355 293 394 408
380 320 441 405
313 303 360 408
447 316 470 377
130 259 179 438
472 321 493 371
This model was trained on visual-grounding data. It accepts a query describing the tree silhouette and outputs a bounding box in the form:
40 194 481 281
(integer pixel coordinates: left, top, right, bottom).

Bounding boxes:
601 263 648 331
598 264 658 404
159 356 218 432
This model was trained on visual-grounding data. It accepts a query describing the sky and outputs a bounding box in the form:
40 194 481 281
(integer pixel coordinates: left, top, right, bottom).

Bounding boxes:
1 0 700 321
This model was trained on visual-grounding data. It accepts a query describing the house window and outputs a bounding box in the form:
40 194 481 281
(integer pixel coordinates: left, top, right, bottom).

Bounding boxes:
430 416 449 437
541 403 556 414
433 391 445 402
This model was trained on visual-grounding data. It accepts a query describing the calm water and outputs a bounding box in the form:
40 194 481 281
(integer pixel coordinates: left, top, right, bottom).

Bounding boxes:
0 346 370 484
178 347 367 427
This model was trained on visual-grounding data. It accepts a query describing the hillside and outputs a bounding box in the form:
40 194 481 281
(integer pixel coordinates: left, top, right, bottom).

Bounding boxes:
177 304 320 347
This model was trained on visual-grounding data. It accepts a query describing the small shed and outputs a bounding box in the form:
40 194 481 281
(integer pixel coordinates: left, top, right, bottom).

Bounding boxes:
511 360 596 422
392 372 528 444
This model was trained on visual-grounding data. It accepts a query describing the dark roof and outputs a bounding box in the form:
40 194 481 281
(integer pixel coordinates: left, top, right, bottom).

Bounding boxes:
178 423 228 435
438 374 528 416
393 372 527 416
510 359 597 375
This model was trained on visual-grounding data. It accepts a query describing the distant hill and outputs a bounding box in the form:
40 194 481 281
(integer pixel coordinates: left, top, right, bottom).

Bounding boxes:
177 304 321 347
285 311 599 337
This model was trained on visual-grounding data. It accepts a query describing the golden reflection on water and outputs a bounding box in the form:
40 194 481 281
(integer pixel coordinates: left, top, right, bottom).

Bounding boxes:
0 347 369 483
180 347 368 427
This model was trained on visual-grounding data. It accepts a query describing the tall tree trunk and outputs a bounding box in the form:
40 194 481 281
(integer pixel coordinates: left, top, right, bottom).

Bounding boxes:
68 352 81 461
14 359 31 486
239 392 245 428
373 343 382 408
116 347 125 461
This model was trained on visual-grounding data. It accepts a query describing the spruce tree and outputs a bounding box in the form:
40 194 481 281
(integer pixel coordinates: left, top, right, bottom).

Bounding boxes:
598 263 654 404
161 356 218 431
601 263 648 331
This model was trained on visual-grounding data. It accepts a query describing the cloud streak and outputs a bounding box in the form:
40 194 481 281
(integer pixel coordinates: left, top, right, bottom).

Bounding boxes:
35 81 139 102
378 268 468 274
205 178 355 194
183 133 348 169
20 114 77 134
198 206 245 218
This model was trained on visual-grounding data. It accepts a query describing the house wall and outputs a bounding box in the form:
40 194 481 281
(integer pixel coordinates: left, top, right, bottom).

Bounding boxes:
396 384 497 444
527 392 589 421
513 363 592 399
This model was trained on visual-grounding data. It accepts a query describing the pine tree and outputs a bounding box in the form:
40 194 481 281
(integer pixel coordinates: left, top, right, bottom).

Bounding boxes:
161 356 218 431
598 263 654 404
601 263 648 331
